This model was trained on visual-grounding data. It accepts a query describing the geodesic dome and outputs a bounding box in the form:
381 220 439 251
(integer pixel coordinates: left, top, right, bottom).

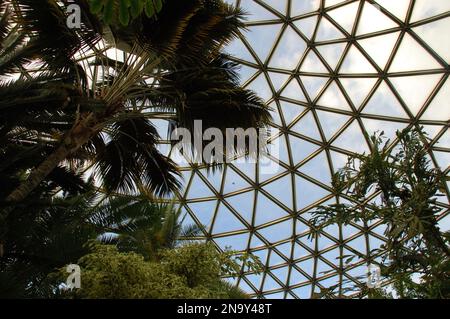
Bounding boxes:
163 0 450 299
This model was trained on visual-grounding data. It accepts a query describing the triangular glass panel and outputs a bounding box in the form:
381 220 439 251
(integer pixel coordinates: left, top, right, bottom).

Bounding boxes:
250 235 267 250
269 247 288 265
280 101 305 126
291 0 320 16
258 219 294 244
187 200 218 231
300 50 328 73
295 220 311 237
177 171 192 195
318 275 340 288
315 16 345 41
389 33 442 72
325 0 347 7
269 101 283 126
300 75 329 101
332 120 370 154
316 42 347 70
186 172 216 199
340 45 377 74
433 151 450 172
274 242 293 260
421 78 450 121
237 65 259 85
435 128 450 148
376 0 411 21
289 135 321 165
291 111 322 141
327 1 360 34
411 0 450 22
281 78 307 102
293 15 319 39
298 151 332 185
213 233 250 251
270 134 290 165
212 203 247 234
223 166 251 194
346 235 367 255
316 258 335 275
239 0 280 21
269 71 291 93
269 26 307 70
317 80 351 111
246 73 273 101
200 169 223 193
413 18 450 63
244 273 263 290
224 37 255 63
362 81 408 118
298 234 316 251
329 150 351 172
389 74 442 116
421 125 445 141
179 207 201 231
321 247 341 264
262 174 294 209
245 24 283 63
339 77 378 108
270 267 289 285
255 192 291 227
296 258 315 277
357 2 398 35
292 286 312 299
263 0 288 15
258 156 286 183
225 191 255 223
341 224 363 240
263 273 283 291
316 109 351 140
295 175 331 210
231 160 257 182
358 32 400 70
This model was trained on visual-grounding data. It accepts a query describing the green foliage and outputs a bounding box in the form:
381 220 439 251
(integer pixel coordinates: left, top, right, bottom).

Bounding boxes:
0 193 184 297
90 197 202 260
1 192 261 298
57 242 255 299
309 128 450 299
220 246 264 279
88 0 164 26
160 243 263 286
0 190 98 298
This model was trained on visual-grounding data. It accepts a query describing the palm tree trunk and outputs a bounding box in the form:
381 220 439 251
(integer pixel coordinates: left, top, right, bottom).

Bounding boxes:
5 143 71 203
5 117 98 203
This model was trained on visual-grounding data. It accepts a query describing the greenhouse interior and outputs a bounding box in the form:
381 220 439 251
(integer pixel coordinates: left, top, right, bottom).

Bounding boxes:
0 0 449 300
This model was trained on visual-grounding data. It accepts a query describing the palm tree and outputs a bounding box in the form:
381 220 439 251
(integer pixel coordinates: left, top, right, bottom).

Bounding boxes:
0 176 98 297
0 184 200 297
0 0 271 259
89 196 202 261
2 0 271 207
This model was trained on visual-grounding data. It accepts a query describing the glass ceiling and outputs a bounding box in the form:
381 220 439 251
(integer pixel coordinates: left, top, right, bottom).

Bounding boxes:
157 0 450 298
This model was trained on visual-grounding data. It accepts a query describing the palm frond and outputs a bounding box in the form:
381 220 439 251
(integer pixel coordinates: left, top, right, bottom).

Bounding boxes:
94 115 181 196
14 0 102 70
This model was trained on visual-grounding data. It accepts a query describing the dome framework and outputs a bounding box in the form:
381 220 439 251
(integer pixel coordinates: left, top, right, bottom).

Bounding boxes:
10 0 448 299
170 0 450 298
